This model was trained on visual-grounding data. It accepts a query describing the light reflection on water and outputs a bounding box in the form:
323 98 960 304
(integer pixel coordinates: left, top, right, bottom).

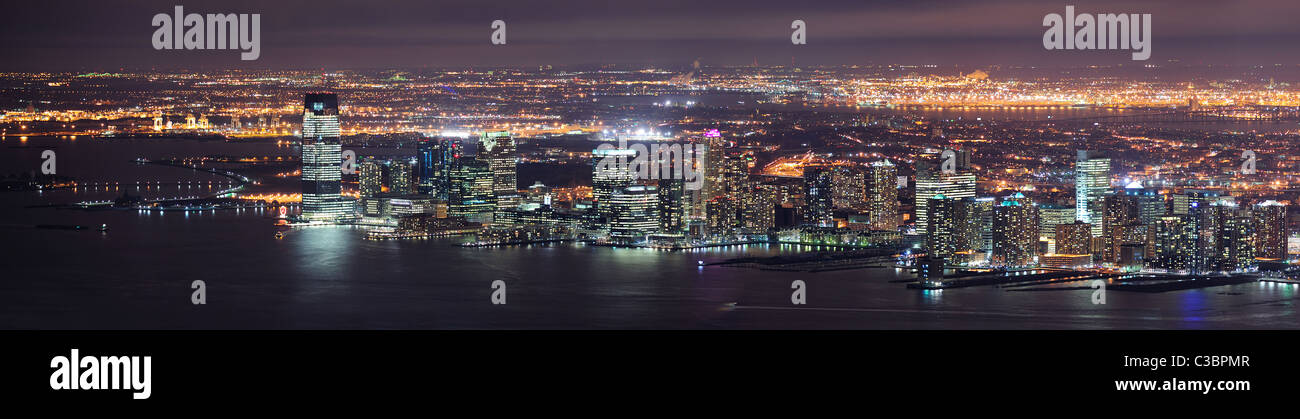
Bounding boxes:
2 138 1299 329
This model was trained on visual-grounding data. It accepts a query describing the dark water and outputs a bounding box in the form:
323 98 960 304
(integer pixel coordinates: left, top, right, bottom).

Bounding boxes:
2 136 1297 329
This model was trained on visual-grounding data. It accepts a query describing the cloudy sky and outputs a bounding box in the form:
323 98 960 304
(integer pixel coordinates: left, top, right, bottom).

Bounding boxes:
2 0 1298 70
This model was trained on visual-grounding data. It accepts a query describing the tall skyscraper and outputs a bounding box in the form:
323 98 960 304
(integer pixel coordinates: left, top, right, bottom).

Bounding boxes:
804 165 835 227
300 93 352 222
657 179 686 234
435 138 463 199
742 182 778 233
389 158 415 195
915 166 976 233
1151 215 1195 272
1038 204 1076 241
926 194 977 260
359 159 383 198
1101 193 1140 263
593 147 636 226
1075 150 1111 237
448 157 495 224
416 138 439 195
831 166 866 209
1253 201 1287 260
609 185 660 243
991 193 1039 267
866 160 900 231
1205 201 1254 272
702 135 727 200
480 131 519 210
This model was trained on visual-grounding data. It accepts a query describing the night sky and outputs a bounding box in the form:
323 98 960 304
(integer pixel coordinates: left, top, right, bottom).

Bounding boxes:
3 0 1299 70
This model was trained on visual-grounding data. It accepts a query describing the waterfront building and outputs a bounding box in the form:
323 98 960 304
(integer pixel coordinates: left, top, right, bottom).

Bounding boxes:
299 93 352 222
1252 201 1287 260
991 193 1038 267
866 160 900 231
608 185 660 243
448 157 495 224
1074 150 1111 237
480 131 519 210
804 165 835 227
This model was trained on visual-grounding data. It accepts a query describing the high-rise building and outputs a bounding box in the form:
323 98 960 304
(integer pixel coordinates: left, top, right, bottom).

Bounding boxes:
926 194 978 259
706 196 738 235
389 158 415 195
973 197 996 254
1253 201 1287 260
1206 201 1254 272
359 159 383 199
722 153 749 202
1122 184 1166 225
1102 193 1140 263
991 193 1038 267
593 147 636 226
609 185 660 243
866 160 900 231
448 157 495 224
742 182 778 233
416 138 439 195
804 165 835 227
1038 204 1076 241
1151 215 1195 272
915 167 976 233
435 138 463 199
480 131 519 210
1055 221 1093 256
1075 150 1111 236
300 93 352 222
702 136 727 200
831 166 866 209
657 179 686 234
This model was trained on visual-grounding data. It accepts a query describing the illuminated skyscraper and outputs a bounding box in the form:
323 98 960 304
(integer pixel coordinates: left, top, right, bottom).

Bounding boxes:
1205 202 1254 272
804 165 834 227
658 179 686 234
831 166 866 209
359 159 383 198
389 158 415 195
1252 201 1287 260
416 138 439 195
592 147 636 225
991 193 1038 267
866 160 900 231
741 182 778 233
1101 193 1140 263
1151 215 1195 272
702 135 726 199
1055 221 1093 256
915 166 976 233
1038 204 1076 241
706 196 737 235
480 131 519 210
299 93 352 222
926 194 977 259
1074 150 1111 236
609 185 660 243
448 157 495 224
